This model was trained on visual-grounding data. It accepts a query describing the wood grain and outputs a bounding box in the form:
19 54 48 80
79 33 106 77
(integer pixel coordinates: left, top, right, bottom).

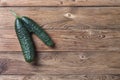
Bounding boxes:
0 0 120 7
0 1 120 79
0 29 120 51
0 74 120 80
0 51 120 75
0 7 120 51
1 7 120 30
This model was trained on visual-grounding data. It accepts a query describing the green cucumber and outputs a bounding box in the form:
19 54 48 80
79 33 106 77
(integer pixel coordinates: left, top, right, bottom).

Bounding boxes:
21 16 55 47
11 10 35 63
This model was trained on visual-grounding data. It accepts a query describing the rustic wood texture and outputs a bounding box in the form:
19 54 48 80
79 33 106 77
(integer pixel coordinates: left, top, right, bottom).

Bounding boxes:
0 0 120 6
0 51 120 75
0 75 120 80
0 0 120 79
0 7 120 51
1 7 120 30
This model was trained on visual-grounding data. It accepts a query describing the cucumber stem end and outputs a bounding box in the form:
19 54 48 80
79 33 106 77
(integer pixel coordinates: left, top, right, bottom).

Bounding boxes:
10 10 21 18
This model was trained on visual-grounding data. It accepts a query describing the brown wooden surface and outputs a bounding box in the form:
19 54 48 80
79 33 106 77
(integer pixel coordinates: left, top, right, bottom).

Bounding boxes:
0 51 120 75
0 75 120 80
0 0 120 6
0 0 120 80
0 7 120 51
0 74 120 80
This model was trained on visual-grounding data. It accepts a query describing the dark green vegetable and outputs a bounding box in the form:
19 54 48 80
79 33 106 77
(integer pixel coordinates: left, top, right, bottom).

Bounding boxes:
11 10 35 63
10 10 55 62
21 16 55 47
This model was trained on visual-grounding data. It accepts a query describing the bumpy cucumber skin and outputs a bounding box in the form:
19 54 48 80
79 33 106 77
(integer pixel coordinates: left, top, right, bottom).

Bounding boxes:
15 18 35 63
21 16 55 47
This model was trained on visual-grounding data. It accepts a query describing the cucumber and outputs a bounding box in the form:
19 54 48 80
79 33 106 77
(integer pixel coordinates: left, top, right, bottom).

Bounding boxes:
15 18 35 63
21 16 55 47
10 10 35 63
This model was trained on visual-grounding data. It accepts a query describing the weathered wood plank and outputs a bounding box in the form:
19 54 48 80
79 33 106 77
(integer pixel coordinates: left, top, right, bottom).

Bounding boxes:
0 7 120 51
0 74 120 80
0 29 120 51
0 0 120 6
0 51 120 75
1 7 120 30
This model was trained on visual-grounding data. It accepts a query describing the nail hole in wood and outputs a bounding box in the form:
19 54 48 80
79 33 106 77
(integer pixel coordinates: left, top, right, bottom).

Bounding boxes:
60 1 63 4
72 0 76 2
79 55 88 60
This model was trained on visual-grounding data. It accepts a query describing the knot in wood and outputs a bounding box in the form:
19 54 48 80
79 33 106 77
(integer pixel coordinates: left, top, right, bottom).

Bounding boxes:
0 59 8 74
64 13 76 19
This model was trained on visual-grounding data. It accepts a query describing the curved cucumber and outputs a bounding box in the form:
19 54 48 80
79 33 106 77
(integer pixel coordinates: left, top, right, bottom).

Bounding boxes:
21 16 55 47
15 18 35 62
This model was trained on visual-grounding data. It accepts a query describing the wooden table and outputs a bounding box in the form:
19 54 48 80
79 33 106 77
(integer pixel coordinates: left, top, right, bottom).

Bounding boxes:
0 0 120 80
